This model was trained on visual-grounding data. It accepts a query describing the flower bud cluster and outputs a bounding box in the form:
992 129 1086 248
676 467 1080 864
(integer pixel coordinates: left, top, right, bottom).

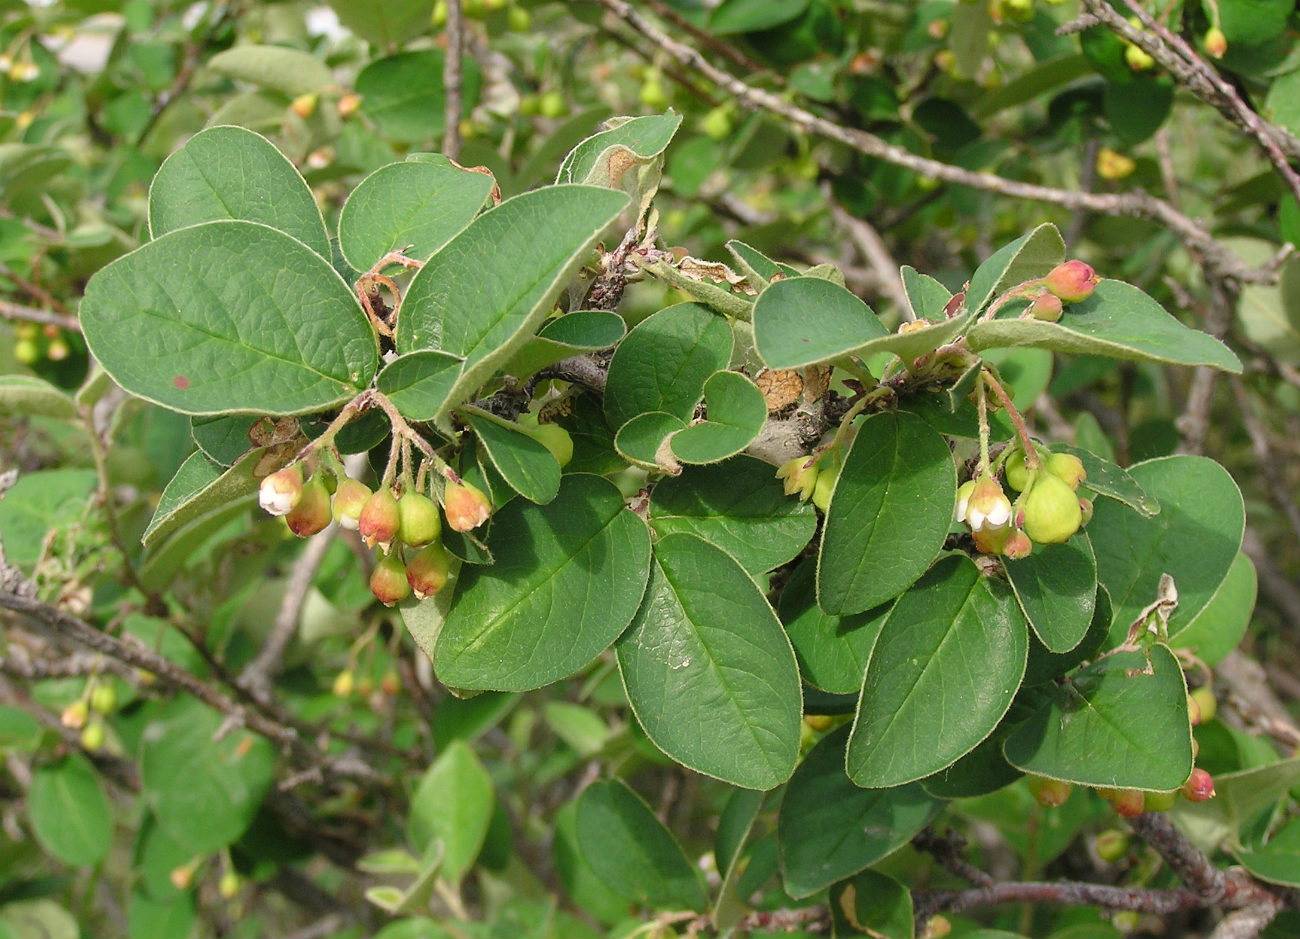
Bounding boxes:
258 460 492 607
958 445 1092 559
1022 260 1100 323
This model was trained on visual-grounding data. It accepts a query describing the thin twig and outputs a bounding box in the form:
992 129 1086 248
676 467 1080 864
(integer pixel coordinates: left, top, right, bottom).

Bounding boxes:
0 298 80 332
591 0 1274 287
443 0 464 161
827 189 911 321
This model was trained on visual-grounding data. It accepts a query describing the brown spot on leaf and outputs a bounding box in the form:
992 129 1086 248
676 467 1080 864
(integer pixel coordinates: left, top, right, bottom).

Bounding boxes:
173 376 190 390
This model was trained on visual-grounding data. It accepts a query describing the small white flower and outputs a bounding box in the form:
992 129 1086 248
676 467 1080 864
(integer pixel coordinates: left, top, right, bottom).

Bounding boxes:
259 467 302 517
965 477 1012 531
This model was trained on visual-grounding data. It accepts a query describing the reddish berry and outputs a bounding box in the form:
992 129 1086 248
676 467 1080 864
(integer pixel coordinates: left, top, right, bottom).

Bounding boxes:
285 474 332 537
443 480 492 532
1204 27 1227 59
332 478 371 530
61 699 89 729
369 551 412 606
1099 787 1146 818
1182 768 1216 802
1002 529 1033 560
358 488 400 551
1043 260 1099 304
1028 775 1073 807
1028 291 1063 322
406 541 450 599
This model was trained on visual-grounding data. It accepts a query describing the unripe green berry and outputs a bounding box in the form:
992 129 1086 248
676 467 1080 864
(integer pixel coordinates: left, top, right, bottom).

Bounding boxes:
218 872 242 900
639 79 668 110
922 914 951 939
1095 829 1129 863
406 540 450 599
506 5 531 31
370 551 412 606
80 720 105 752
13 337 40 364
1204 26 1227 59
1144 789 1178 812
332 669 355 697
285 474 332 537
1045 452 1086 490
803 714 834 732
1021 473 1083 544
1189 686 1217 725
1003 451 1033 492
519 414 573 467
90 682 117 715
1028 775 1073 807
397 491 442 547
1124 43 1155 71
538 90 566 119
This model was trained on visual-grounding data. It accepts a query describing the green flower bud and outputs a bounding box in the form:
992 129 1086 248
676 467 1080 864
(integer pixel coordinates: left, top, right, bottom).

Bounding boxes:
1021 473 1083 544
1045 452 1086 490
285 474 332 537
332 478 372 530
259 464 304 517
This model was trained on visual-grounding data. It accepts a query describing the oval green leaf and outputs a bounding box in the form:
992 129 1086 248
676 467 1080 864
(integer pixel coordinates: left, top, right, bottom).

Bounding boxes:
1171 552 1256 666
616 533 802 789
206 45 333 97
846 554 1029 788
967 279 1242 372
407 740 494 882
80 221 378 416
376 350 463 422
614 411 688 470
140 697 275 855
1003 644 1193 790
501 310 626 379
435 474 651 691
338 160 495 272
817 410 956 615
1088 455 1244 645
964 222 1065 315
0 375 77 420
647 455 816 576
28 754 112 867
753 277 889 370
147 125 329 256
575 780 707 912
463 410 561 505
356 51 482 143
669 370 767 464
1003 532 1097 653
778 726 943 899
141 449 260 548
603 302 733 432
778 559 886 694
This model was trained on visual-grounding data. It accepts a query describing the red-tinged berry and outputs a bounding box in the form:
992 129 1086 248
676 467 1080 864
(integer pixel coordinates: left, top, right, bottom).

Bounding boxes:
1095 829 1129 863
406 541 450 599
1021 473 1083 544
1002 529 1033 560
332 478 371 530
1182 768 1216 802
370 551 412 606
1044 260 1100 303
1104 787 1146 818
397 491 442 547
1028 291 1063 322
337 92 362 119
170 865 194 890
259 464 304 517
804 714 834 732
922 914 951 939
1078 496 1094 527
1204 27 1227 59
285 474 332 537
380 669 401 696
1187 691 1203 727
443 480 492 532
1144 789 1178 812
358 488 400 550
960 475 1013 531
61 699 89 729
1125 43 1155 71
1189 686 1217 724
290 93 317 119
1028 775 1073 807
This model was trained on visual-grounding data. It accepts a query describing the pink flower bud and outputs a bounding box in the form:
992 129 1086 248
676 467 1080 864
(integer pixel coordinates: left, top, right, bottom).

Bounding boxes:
1027 291 1063 322
1182 768 1216 802
285 474 332 537
369 550 412 606
1002 530 1033 560
332 478 372 530
963 477 1013 531
1043 260 1099 304
1028 775 1072 807
406 541 450 599
397 491 442 547
443 480 492 532
259 464 303 517
358 487 400 551
1204 27 1227 59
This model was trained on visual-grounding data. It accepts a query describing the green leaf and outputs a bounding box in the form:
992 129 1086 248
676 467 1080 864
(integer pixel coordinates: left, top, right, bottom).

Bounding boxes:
614 411 688 470
1234 246 1300 365
1004 533 1096 653
207 45 333 97
0 468 97 572
1234 818 1300 887
1024 585 1113 687
616 533 801 789
901 265 954 320
1171 552 1256 666
140 697 275 854
500 311 626 378
408 740 493 882
709 0 809 35
1089 455 1244 644
831 869 914 939
0 375 77 420
326 0 435 47
80 221 378 416
778 726 942 899
553 802 631 927
846 554 1029 788
575 780 707 912
28 754 112 867
965 223 1065 315
544 702 609 757
191 415 253 466
356 51 482 143
713 789 765 936
463 409 561 505
142 450 259 548
668 371 767 465
973 54 1093 118
0 900 79 939
396 185 629 431
726 239 798 287
435 475 651 691
753 277 889 369
646 455 817 576
128 892 195 939
1003 644 1193 790
133 813 194 900
557 112 682 219
967 280 1243 372
1058 444 1159 517
1172 757 1300 853
147 126 329 256
604 302 733 431
338 160 495 272
920 703 1028 800
375 350 462 423
778 559 885 694
817 411 956 615
0 707 42 751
